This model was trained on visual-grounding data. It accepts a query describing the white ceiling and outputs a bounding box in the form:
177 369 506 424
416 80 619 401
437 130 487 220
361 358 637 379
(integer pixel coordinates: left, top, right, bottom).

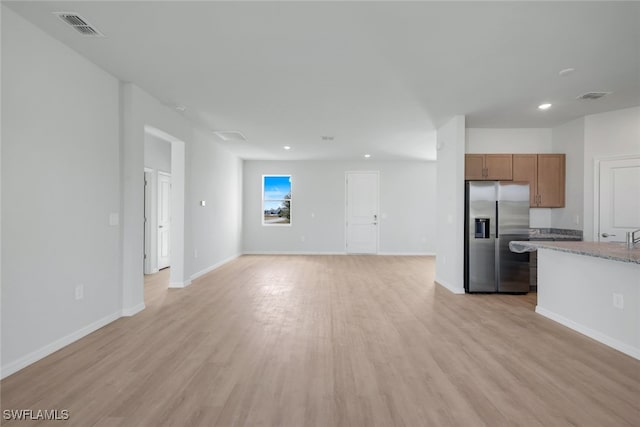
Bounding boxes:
6 1 640 161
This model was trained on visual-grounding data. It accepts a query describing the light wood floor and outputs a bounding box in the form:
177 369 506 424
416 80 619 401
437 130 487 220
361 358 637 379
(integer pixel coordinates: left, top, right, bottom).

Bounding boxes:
2 255 639 426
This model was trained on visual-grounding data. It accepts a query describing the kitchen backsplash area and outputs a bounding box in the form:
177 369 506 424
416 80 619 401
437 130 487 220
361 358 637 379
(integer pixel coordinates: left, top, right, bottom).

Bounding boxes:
529 228 583 240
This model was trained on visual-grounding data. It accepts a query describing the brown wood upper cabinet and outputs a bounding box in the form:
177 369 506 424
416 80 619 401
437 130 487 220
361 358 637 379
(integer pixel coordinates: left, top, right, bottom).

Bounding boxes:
513 154 565 208
464 154 513 180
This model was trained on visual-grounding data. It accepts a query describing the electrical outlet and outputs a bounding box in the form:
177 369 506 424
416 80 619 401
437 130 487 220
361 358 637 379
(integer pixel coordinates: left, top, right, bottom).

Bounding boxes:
575 215 580 225
194 249 198 259
301 235 306 243
613 293 624 310
75 284 84 301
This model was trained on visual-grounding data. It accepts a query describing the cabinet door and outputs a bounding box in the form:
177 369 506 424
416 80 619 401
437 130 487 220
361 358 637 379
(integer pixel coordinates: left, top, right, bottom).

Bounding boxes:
512 154 538 207
485 154 513 180
465 154 485 180
537 154 565 207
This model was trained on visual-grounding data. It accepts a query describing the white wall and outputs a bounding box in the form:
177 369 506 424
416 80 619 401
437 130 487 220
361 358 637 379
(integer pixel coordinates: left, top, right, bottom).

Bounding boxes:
435 116 466 294
466 128 553 228
537 249 640 360
551 118 585 231
1 7 244 377
144 133 171 173
242 160 436 255
2 8 121 374
122 83 244 295
582 106 640 241
466 128 552 153
190 129 243 278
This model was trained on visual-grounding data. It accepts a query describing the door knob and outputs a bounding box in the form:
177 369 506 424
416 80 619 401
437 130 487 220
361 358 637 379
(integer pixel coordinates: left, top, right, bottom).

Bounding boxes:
159 225 164 228
601 233 615 237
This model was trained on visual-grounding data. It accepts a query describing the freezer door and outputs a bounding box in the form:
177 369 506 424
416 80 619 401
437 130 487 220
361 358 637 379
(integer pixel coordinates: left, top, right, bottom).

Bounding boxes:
497 235 530 293
466 182 497 292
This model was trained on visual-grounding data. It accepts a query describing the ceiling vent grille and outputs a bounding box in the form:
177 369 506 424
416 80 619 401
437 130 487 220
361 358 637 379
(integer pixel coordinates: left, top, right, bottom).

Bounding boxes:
213 131 247 142
53 12 104 37
577 92 611 100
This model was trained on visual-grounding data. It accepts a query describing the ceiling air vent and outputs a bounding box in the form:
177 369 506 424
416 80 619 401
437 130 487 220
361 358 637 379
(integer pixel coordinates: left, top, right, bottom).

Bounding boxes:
213 131 247 142
53 12 104 37
576 92 611 101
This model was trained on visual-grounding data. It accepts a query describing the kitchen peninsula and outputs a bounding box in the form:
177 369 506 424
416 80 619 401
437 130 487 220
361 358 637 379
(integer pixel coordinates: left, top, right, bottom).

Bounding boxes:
510 240 640 360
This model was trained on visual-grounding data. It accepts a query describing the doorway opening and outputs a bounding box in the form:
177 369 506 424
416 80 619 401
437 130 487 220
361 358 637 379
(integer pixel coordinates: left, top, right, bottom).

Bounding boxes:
142 126 186 292
143 131 172 276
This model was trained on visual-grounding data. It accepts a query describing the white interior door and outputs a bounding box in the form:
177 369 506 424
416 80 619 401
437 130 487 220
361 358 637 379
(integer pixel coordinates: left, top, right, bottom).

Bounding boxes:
346 172 379 254
598 156 640 242
158 172 171 269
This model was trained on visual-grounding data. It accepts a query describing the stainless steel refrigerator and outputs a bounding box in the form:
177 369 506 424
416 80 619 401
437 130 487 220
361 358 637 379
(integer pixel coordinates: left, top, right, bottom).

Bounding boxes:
464 181 530 293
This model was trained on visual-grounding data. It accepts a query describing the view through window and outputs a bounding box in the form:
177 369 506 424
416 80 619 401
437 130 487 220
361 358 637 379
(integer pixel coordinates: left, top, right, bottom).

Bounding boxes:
263 175 291 225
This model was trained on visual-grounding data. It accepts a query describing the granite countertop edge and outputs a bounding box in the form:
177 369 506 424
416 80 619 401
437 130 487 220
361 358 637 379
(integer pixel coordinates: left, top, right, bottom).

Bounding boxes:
528 234 582 241
509 240 640 265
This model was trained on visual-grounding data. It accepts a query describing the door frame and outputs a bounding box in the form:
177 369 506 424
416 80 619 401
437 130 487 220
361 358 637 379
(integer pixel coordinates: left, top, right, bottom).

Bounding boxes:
593 153 640 242
344 171 380 254
157 171 172 270
143 168 157 275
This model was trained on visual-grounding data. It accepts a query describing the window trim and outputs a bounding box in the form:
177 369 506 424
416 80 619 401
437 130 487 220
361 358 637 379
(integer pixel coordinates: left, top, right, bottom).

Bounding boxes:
262 174 292 227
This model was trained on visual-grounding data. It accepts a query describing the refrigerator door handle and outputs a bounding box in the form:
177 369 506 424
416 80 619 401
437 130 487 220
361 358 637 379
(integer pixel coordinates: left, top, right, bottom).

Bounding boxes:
495 201 499 238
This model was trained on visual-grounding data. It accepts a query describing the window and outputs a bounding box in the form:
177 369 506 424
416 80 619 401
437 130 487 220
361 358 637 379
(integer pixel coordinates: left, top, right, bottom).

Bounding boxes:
262 175 291 225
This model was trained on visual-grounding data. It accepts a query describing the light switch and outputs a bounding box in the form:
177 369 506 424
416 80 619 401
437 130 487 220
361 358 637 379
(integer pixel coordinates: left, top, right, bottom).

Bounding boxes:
109 213 119 226
200 200 206 207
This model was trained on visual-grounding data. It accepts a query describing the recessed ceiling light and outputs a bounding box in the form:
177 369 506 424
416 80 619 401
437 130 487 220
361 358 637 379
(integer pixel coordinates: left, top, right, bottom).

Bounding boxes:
175 105 187 112
364 154 371 158
538 103 552 110
283 146 291 150
559 68 575 77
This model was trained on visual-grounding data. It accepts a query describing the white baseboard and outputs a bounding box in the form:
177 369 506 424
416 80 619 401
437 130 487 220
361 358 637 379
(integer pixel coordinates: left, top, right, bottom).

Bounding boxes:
190 253 241 281
377 252 436 256
169 280 192 288
536 306 640 361
121 302 145 317
0 310 122 380
434 276 465 294
243 251 436 257
243 251 345 255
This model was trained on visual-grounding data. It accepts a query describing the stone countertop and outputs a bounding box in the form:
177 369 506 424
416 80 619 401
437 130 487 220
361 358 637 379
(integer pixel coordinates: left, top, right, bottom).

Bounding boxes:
528 234 582 241
509 240 640 265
